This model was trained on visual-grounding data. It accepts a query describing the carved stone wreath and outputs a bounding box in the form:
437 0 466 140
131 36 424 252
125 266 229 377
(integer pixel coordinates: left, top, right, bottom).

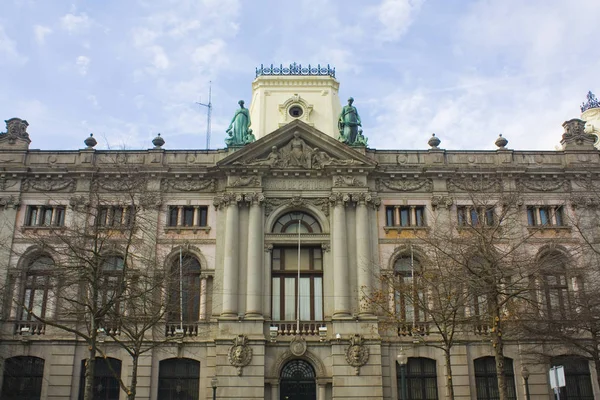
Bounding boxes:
290 335 307 356
377 178 432 192
228 335 253 376
163 178 215 192
345 334 369 375
22 178 75 192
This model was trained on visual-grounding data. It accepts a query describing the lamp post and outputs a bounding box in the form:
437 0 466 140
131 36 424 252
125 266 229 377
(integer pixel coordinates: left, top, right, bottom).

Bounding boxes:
522 366 531 400
211 377 218 400
397 350 408 400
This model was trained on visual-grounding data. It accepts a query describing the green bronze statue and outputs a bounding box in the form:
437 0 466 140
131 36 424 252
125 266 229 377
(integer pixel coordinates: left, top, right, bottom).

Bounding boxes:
338 97 366 146
225 100 255 146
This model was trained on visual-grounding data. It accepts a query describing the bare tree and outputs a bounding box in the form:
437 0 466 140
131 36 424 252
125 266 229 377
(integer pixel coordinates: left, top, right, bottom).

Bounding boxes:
8 171 170 400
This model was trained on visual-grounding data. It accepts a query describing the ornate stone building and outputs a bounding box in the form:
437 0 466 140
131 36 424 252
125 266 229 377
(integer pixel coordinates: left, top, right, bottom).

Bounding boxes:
0 66 599 400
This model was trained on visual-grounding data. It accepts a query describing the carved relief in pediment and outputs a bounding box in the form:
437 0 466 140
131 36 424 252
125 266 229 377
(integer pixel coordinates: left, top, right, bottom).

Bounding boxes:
242 133 360 169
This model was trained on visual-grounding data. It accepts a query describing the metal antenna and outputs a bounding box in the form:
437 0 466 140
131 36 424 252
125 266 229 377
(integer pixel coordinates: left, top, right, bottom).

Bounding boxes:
196 81 212 150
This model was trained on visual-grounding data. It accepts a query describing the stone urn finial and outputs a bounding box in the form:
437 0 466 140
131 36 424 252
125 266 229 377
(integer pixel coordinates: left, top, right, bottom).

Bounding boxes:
84 133 97 149
152 133 165 149
495 134 508 149
428 133 441 149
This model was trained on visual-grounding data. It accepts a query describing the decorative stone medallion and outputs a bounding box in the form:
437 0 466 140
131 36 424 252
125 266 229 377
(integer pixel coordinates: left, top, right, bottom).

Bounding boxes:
290 335 307 357
345 334 369 375
228 335 252 376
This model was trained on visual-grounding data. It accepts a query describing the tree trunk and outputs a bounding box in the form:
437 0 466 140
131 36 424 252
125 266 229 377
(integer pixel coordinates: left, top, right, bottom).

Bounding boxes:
492 303 508 400
128 354 139 400
83 332 97 400
444 348 455 400
594 356 600 394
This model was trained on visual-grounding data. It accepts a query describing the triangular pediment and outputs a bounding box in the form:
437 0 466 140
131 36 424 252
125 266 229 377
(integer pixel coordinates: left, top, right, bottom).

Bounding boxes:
217 120 377 170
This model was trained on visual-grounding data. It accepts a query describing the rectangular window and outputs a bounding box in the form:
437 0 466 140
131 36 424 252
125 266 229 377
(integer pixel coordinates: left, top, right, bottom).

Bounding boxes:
384 206 426 227
25 206 66 227
457 206 494 227
167 206 209 227
97 206 132 227
526 206 566 227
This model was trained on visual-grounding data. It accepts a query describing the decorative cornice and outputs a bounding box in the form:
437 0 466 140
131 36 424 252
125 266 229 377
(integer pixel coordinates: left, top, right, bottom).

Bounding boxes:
93 177 140 192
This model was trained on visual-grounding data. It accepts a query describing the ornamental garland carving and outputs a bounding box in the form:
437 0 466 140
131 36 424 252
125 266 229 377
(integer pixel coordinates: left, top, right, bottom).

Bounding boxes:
345 334 369 375
447 177 500 192
264 196 330 216
163 178 215 192
377 178 432 192
93 178 141 192
289 335 307 357
22 178 75 192
516 178 570 192
0 177 17 191
228 335 252 376
571 195 600 208
229 176 260 187
334 176 360 187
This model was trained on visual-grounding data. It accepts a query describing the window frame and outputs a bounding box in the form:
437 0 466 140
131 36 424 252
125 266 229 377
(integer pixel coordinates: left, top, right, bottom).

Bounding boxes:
474 356 517 400
24 205 66 227
166 206 209 228
1 356 45 400
168 255 201 324
20 256 54 322
384 206 426 228
397 357 439 400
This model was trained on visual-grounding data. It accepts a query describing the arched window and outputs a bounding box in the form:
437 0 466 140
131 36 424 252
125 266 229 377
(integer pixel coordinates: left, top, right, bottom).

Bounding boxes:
1 356 44 400
78 357 121 400
271 211 323 322
21 256 54 321
280 360 317 400
551 356 594 400
168 254 201 324
397 357 438 400
474 356 516 400
393 256 425 330
539 251 572 320
158 358 200 400
273 211 322 233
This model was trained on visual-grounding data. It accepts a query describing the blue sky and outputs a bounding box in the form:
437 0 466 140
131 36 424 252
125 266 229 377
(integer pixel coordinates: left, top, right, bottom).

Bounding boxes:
1 0 598 151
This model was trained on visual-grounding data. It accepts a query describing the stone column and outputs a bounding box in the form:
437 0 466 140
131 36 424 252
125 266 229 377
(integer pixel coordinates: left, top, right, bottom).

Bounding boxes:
199 277 207 320
331 193 350 318
221 194 240 317
354 193 373 316
246 193 265 318
318 383 327 400
271 382 278 400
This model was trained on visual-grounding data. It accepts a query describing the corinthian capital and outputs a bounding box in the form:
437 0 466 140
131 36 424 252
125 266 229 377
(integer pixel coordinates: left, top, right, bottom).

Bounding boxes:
244 192 265 205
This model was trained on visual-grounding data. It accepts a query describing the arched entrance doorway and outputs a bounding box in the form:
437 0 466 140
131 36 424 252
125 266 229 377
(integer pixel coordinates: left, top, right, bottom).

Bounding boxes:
280 359 317 400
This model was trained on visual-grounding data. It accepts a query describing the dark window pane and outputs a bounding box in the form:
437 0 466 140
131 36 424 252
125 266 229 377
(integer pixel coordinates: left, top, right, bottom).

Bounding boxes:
169 207 178 226
527 207 536 226
400 208 410 227
1 356 44 400
183 207 194 226
199 207 208 226
386 207 395 226
158 358 200 400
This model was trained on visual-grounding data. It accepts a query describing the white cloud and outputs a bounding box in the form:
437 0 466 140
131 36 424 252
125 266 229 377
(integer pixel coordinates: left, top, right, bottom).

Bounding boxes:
76 55 90 75
61 12 92 34
191 39 226 66
376 0 424 41
33 25 52 45
0 24 26 64
87 94 98 107
150 46 170 70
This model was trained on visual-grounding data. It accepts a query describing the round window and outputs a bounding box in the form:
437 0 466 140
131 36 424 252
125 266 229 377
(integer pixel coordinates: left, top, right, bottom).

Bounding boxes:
289 105 303 118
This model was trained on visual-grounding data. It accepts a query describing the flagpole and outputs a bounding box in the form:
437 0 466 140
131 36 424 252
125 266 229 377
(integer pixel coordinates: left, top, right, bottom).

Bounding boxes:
297 219 301 335
411 244 417 328
179 247 184 332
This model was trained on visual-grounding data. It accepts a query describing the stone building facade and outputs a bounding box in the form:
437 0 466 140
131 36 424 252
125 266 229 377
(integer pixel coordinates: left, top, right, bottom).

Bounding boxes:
0 68 599 400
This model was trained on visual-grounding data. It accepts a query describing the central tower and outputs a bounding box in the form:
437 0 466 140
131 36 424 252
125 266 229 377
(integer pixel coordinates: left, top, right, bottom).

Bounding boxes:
249 63 342 140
